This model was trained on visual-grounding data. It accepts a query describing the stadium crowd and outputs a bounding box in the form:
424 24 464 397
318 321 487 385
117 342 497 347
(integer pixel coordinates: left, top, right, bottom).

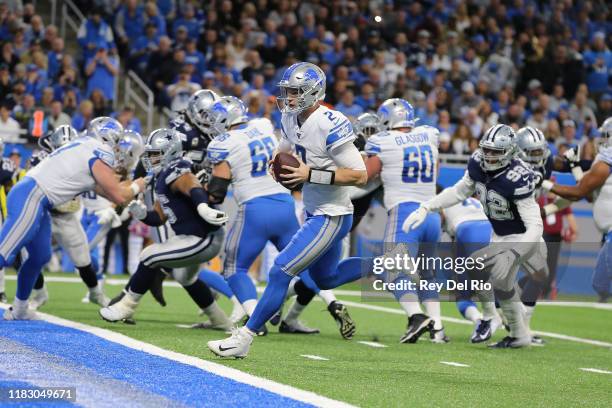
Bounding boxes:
1 0 611 158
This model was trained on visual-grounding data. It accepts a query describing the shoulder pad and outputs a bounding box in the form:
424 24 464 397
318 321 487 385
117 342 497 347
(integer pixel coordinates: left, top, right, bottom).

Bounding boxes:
164 159 192 185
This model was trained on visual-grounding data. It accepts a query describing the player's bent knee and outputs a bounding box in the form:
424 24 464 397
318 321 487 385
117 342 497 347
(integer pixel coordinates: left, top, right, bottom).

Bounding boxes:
494 288 515 301
173 269 199 286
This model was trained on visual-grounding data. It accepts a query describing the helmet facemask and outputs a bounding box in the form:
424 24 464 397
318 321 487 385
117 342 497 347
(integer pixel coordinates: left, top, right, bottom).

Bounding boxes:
142 149 164 175
479 145 514 172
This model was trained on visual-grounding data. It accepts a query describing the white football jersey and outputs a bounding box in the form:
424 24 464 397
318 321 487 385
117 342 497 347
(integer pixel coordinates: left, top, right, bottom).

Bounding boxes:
207 118 288 204
280 105 355 216
365 126 439 209
28 137 115 206
81 190 112 212
593 146 612 233
442 197 489 236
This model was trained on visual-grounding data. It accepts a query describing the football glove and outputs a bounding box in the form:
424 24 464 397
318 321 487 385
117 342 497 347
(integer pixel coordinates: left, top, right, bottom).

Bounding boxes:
563 145 580 167
96 207 122 228
127 200 147 220
197 203 228 226
402 205 429 232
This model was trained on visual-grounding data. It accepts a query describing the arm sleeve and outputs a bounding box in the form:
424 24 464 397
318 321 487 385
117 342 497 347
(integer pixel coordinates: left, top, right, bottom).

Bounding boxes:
424 171 475 211
330 141 366 171
514 197 544 259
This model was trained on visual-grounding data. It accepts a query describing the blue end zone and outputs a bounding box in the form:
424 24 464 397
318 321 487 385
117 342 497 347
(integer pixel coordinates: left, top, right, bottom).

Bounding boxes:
0 314 312 407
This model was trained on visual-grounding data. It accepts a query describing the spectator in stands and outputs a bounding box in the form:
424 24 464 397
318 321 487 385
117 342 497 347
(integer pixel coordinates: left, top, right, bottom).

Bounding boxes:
335 90 363 119
451 81 481 120
53 67 81 106
561 120 579 148
570 91 598 127
71 99 94 132
451 124 475 155
116 106 141 133
438 132 452 154
0 42 18 72
143 1 166 36
166 65 201 112
172 4 201 40
0 63 10 96
596 94 612 124
114 0 145 58
130 21 159 74
24 63 45 102
85 42 119 103
146 35 174 106
48 100 71 130
0 100 20 143
583 32 611 95
41 24 58 51
39 87 54 111
47 37 64 81
90 89 110 117
12 93 34 132
184 37 205 73
77 7 114 61
24 14 44 44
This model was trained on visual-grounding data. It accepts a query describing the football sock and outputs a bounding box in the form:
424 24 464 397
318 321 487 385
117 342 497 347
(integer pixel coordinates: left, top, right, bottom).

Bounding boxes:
423 300 443 330
284 299 306 324
128 263 158 295
317 290 337 306
33 272 44 290
294 279 316 305
480 301 498 321
297 271 320 293
77 264 98 288
183 279 215 310
227 273 258 304
497 289 529 339
243 299 257 316
198 268 233 298
202 301 227 323
398 292 422 317
457 300 480 322
246 266 292 331
0 267 5 292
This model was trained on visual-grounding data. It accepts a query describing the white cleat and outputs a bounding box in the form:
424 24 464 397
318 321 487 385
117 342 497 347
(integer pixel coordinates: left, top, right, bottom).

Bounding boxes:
207 327 254 358
4 304 39 320
29 287 49 310
99 296 138 322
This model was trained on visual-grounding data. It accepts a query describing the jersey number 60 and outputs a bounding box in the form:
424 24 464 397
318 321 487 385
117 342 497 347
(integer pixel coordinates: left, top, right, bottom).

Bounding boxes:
402 145 434 183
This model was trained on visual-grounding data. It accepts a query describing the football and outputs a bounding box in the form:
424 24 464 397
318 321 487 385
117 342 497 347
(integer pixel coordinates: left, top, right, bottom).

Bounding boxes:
273 152 303 191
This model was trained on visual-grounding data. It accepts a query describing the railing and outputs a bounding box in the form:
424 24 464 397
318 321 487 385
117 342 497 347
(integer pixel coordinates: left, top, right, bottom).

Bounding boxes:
59 0 84 39
125 70 154 134
438 153 471 165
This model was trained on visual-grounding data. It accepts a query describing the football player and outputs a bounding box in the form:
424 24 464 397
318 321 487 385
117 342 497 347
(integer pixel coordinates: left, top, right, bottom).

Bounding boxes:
404 124 546 348
541 118 612 303
208 62 368 358
0 137 19 303
358 98 447 343
99 128 231 329
205 96 352 335
1 118 147 320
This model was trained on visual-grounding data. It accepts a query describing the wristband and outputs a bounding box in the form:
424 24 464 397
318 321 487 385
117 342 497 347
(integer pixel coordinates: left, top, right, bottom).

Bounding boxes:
130 182 141 196
540 179 554 192
571 166 584 182
190 187 209 206
308 168 335 185
542 203 559 217
143 210 164 226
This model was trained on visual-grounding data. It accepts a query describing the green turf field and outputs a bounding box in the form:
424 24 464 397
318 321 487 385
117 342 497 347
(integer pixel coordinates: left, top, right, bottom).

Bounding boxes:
4 273 611 407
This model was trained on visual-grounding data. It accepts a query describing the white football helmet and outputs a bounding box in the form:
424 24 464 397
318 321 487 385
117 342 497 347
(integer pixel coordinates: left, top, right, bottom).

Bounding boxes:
87 116 124 149
218 96 248 128
516 126 549 167
598 117 612 148
478 124 517 172
116 130 145 172
39 125 78 152
277 62 326 114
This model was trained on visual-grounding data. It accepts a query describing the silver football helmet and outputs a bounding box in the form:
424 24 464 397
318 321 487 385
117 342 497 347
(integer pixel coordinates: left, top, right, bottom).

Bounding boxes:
87 116 124 149
479 124 517 172
353 113 381 139
598 117 612 148
277 62 326 114
116 130 145 172
142 128 184 175
39 125 78 152
377 98 418 130
205 102 231 137
516 126 549 167
218 96 248 128
186 89 219 134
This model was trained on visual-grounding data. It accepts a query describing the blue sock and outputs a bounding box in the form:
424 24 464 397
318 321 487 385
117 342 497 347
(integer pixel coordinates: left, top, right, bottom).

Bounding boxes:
246 265 292 331
299 271 320 294
227 273 257 303
199 269 233 299
457 300 477 319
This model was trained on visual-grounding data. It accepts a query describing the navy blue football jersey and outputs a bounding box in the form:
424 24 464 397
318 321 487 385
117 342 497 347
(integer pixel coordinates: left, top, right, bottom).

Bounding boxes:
28 151 49 169
155 158 219 237
468 155 536 236
0 158 16 185
169 113 209 165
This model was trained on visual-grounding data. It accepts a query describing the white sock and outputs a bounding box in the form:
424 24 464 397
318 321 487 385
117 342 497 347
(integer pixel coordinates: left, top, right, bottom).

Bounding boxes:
500 294 529 339
13 297 28 311
284 299 306 323
285 279 297 298
241 326 256 337
203 301 228 324
317 290 336 306
0 267 5 292
230 295 242 309
398 293 422 317
126 289 143 302
423 300 443 330
242 299 257 316
480 301 498 321
523 304 535 329
464 305 482 323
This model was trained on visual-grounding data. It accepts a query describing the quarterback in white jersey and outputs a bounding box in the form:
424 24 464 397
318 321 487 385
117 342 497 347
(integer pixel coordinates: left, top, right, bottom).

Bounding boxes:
208 62 367 358
544 117 612 302
0 118 146 320
362 98 447 343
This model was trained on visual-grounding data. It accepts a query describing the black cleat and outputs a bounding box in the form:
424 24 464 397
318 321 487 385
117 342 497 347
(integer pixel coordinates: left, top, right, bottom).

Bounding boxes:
0 292 7 303
400 313 432 344
471 319 493 343
327 301 356 339
279 320 320 334
488 336 531 349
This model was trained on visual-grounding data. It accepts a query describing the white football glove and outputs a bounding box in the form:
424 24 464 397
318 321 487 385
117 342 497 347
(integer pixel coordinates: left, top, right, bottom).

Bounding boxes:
127 200 148 220
197 203 228 226
95 207 122 228
401 205 429 232
483 249 520 282
563 145 580 166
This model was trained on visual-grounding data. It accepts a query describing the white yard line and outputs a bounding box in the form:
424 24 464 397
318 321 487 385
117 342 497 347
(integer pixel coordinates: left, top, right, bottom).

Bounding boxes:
440 361 470 368
579 368 612 375
0 302 355 408
300 355 330 361
5 276 612 348
357 341 387 348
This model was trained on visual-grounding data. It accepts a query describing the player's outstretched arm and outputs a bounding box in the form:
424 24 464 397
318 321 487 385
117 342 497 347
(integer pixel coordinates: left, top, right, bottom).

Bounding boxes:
329 142 367 186
545 161 610 201
92 160 145 205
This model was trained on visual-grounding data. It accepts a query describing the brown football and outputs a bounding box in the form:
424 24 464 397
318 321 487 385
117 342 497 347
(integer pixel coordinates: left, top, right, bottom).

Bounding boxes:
273 152 303 191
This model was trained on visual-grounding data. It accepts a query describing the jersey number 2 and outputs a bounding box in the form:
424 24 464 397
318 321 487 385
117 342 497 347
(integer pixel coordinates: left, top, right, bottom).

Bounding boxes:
402 145 434 183
249 137 276 177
